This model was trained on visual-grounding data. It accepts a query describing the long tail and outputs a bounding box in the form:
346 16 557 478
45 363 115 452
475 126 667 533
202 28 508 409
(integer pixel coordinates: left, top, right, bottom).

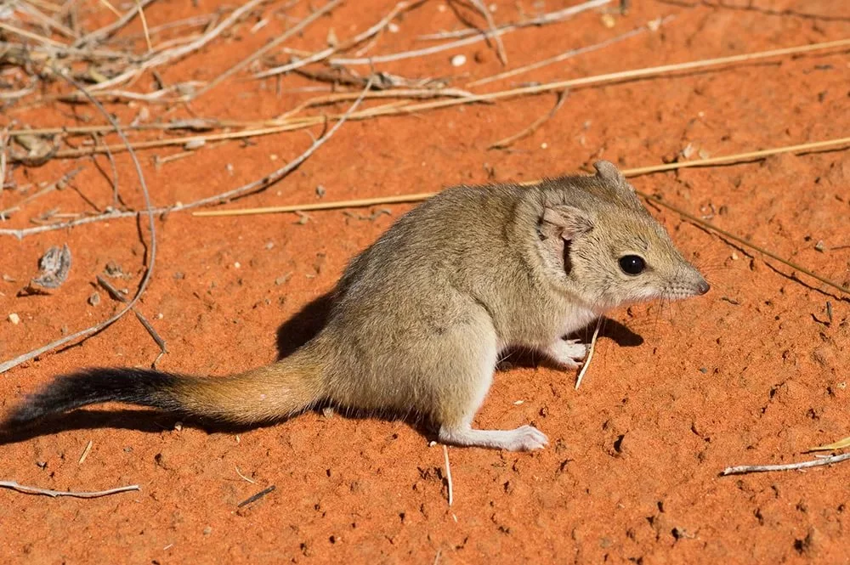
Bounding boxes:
4 356 325 428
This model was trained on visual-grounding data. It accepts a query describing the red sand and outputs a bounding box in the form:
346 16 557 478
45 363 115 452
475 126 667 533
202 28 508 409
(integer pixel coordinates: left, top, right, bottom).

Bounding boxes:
1 0 849 562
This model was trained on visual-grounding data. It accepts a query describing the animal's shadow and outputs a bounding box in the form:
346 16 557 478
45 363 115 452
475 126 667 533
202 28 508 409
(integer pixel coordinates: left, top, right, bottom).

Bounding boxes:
0 292 643 445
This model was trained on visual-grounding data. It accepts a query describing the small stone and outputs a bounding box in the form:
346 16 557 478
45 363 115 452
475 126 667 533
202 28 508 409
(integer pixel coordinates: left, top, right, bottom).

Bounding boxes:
203 526 213 536
316 185 326 198
731 252 739 261
88 292 101 306
8 313 20 325
601 13 616 28
174 421 183 431
265 241 274 250
541 142 548 149
388 22 399 33
814 240 825 252
451 54 467 67
233 262 241 269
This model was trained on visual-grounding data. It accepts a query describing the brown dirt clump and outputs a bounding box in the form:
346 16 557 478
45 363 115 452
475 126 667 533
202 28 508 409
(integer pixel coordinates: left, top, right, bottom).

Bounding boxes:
1 0 849 563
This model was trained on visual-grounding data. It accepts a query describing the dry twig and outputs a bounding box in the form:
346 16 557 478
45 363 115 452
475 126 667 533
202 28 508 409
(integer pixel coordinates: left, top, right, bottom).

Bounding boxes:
0 78 372 240
722 453 850 476
75 0 158 47
575 317 602 390
91 0 267 90
255 0 425 78
488 89 568 149
0 480 140 498
194 0 342 99
469 17 667 87
0 68 157 375
331 0 609 65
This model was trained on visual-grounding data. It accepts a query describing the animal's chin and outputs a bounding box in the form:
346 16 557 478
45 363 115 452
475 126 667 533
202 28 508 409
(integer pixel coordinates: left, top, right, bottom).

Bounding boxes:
660 289 701 301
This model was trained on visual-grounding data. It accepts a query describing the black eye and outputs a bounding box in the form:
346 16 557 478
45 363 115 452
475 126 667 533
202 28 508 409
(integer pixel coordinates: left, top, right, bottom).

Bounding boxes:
619 255 646 275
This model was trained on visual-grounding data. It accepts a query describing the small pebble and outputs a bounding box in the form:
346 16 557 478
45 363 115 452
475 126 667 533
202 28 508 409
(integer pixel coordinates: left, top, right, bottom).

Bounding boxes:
541 142 548 149
451 54 467 67
316 185 326 198
731 252 739 261
388 22 399 33
814 240 825 252
8 313 20 325
234 262 241 269
88 292 101 306
203 527 213 536
174 421 183 431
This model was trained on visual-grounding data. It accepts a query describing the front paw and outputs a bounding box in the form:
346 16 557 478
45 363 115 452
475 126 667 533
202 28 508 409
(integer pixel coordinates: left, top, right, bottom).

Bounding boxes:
544 339 587 368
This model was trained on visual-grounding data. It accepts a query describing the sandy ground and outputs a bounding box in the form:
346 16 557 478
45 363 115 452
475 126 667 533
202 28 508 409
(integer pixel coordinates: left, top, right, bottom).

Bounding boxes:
1 0 849 562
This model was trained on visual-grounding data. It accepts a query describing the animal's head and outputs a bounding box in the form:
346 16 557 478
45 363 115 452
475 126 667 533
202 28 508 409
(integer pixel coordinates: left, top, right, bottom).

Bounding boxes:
537 161 709 312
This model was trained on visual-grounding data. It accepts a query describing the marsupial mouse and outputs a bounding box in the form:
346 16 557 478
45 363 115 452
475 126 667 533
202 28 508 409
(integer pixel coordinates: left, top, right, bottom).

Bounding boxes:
4 161 709 451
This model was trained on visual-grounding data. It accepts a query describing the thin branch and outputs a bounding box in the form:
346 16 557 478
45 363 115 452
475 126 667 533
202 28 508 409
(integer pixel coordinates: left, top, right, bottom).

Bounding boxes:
165 78 373 210
0 480 140 498
96 275 167 366
469 17 667 87
74 0 158 47
330 0 610 65
193 0 342 100
575 317 602 390
192 136 850 217
0 68 157 375
0 79 372 240
465 0 507 65
418 0 612 40
91 0 267 90
135 0 153 53
488 89 567 149
722 453 850 476
0 21 68 47
255 0 425 78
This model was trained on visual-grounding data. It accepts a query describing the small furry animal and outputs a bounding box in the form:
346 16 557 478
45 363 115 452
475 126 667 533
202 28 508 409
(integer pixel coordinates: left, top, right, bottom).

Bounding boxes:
5 162 709 451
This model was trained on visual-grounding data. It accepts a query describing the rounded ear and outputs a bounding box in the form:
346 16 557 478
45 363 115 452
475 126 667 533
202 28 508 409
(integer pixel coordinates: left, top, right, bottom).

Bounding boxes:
542 205 593 240
593 160 626 183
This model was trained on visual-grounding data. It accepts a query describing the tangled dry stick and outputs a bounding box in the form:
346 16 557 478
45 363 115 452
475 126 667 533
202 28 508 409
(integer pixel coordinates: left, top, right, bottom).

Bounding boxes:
8 38 844 162
0 67 158 375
